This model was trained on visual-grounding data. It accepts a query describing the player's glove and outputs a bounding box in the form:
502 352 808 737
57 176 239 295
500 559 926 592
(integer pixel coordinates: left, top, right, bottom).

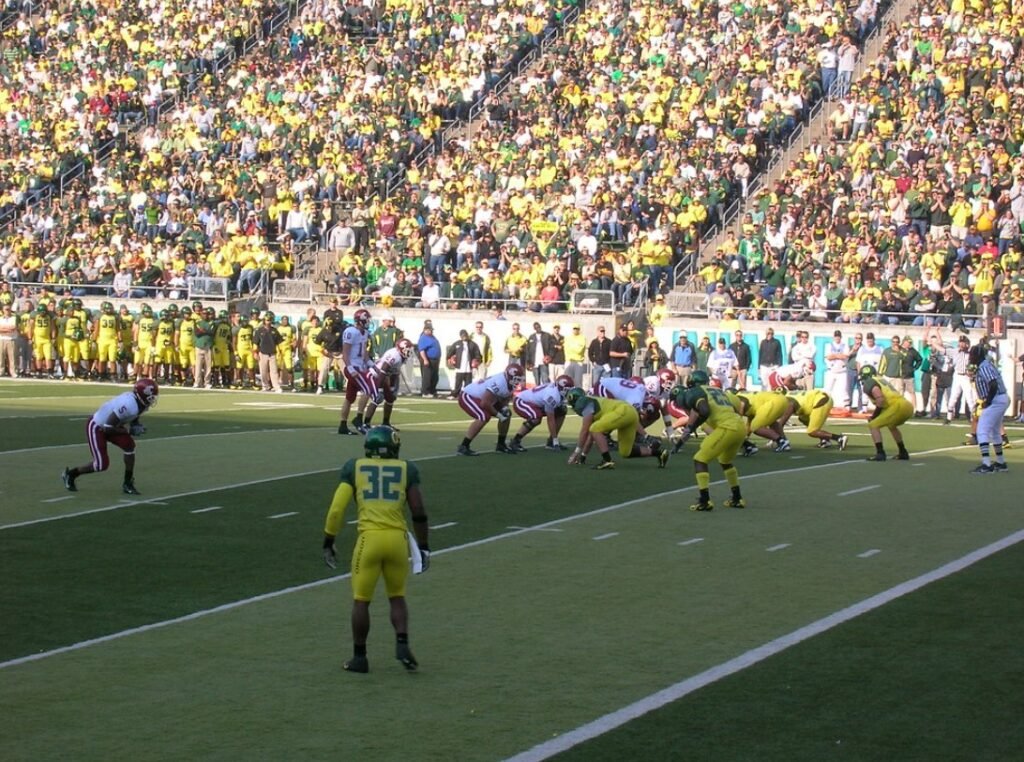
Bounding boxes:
671 429 692 455
495 406 511 422
130 423 146 436
322 535 337 569
419 546 431 573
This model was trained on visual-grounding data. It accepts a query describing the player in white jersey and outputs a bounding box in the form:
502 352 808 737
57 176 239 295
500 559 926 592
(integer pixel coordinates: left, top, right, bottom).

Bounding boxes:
362 338 415 430
339 309 374 435
508 375 574 452
764 360 814 391
457 364 523 456
62 379 159 495
644 368 678 435
593 376 646 408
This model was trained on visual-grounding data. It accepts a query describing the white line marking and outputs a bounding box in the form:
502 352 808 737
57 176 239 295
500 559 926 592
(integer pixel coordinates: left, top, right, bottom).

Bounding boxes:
433 522 458 529
593 532 619 541
766 543 791 552
677 538 704 546
170 423 191 428
912 463 926 467
789 456 805 460
837 484 880 497
505 527 1024 762
0 457 881 669
268 512 298 519
857 549 882 558
40 495 75 503
145 501 168 506
190 506 222 514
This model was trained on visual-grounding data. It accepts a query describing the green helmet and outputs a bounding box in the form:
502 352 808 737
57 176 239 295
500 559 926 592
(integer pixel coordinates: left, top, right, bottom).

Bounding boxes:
218 310 229 319
669 384 687 403
73 298 83 308
167 304 179 315
141 304 153 316
686 370 709 388
101 301 113 313
181 306 192 316
859 365 876 379
564 387 587 408
364 425 401 459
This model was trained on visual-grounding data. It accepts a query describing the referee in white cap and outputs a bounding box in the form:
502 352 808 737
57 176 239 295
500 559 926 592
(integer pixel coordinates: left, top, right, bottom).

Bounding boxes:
968 343 1009 474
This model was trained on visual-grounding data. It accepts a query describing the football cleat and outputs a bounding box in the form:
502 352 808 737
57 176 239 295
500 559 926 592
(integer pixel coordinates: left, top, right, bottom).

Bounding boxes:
865 453 887 462
338 423 360 435
742 443 759 457
773 439 791 452
836 434 849 451
657 449 670 469
61 468 77 492
344 656 369 673
495 443 517 455
396 643 418 671
1002 436 1012 449
457 444 479 457
970 464 994 475
724 497 746 509
509 441 528 453
122 481 141 496
992 462 1009 472
817 439 832 449
896 451 910 460
690 500 714 512
544 443 568 452
592 460 615 470
965 434 978 446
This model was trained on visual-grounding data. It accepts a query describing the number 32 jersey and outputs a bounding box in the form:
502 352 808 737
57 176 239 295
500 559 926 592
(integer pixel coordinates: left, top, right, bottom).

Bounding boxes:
337 457 420 532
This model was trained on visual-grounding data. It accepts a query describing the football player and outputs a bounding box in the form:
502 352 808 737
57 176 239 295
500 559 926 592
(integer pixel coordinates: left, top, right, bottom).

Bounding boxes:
362 338 415 430
776 390 849 450
733 389 792 453
456 363 522 456
212 310 234 388
564 387 668 470
155 309 178 384
669 377 747 511
31 303 56 378
175 306 197 386
276 315 297 391
763 359 814 391
321 425 430 673
232 312 256 388
62 378 159 496
134 304 158 381
338 308 374 435
508 374 574 452
93 302 121 382
859 365 912 461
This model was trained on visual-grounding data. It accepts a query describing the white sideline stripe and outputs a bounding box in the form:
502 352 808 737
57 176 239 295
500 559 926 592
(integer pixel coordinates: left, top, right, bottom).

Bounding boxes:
593 532 619 541
191 506 222 514
837 484 880 497
433 522 458 529
912 463 926 467
0 456 897 671
858 549 882 558
677 538 704 547
0 452 459 531
268 512 298 520
766 543 791 552
40 495 75 504
506 527 1024 762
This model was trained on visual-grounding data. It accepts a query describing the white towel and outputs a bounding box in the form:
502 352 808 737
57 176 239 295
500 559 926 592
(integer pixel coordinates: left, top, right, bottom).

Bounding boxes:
407 531 424 574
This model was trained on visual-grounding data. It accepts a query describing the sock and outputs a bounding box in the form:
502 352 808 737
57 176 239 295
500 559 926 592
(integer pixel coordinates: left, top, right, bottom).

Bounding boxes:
897 442 908 456
601 451 612 463
875 442 885 455
396 633 408 644
723 465 739 489
994 444 1005 464
979 442 991 466
512 434 522 444
696 472 711 500
461 437 472 448
69 467 80 478
124 468 134 483
354 644 367 657
731 485 742 500
497 435 507 446
352 414 363 427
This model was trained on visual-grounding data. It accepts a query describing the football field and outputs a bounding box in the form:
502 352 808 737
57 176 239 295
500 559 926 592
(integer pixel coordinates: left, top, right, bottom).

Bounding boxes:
1 380 1023 760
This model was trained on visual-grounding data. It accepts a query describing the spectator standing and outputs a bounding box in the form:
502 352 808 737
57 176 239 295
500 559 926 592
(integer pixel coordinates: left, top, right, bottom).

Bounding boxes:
695 335 713 377
504 322 526 366
525 322 554 385
730 331 752 390
253 315 284 393
946 334 975 423
608 324 633 378
0 303 17 376
472 321 492 381
757 327 783 387
549 325 566 379
588 326 611 385
563 323 588 387
824 330 850 409
446 329 481 399
671 333 696 384
371 314 402 358
900 335 923 408
417 321 441 398
836 36 858 97
790 331 816 391
846 332 865 412
193 308 215 389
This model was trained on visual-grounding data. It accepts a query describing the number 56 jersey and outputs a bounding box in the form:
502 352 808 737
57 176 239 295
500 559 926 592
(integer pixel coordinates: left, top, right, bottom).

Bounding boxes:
339 457 420 532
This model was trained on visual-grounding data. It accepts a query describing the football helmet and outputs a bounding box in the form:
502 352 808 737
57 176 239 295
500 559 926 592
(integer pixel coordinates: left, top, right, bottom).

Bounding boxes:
554 374 575 398
804 359 816 373
966 363 978 378
353 308 371 328
686 370 710 388
859 365 876 379
564 387 587 408
505 363 525 389
640 394 661 421
181 306 192 316
709 377 723 389
204 307 215 318
141 304 153 317
101 301 114 314
630 375 644 385
644 376 661 395
133 378 159 409
968 344 986 366
397 338 415 359
36 303 47 313
657 368 677 392
364 425 400 459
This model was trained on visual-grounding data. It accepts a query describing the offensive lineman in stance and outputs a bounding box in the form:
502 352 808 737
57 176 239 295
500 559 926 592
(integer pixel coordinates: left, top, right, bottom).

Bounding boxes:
322 426 431 673
859 365 912 461
62 378 159 495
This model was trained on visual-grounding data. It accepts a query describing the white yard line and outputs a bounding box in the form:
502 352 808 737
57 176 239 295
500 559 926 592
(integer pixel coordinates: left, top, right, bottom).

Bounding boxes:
190 507 223 514
837 484 881 497
857 549 882 558
506 527 1024 762
267 512 298 520
677 538 704 547
40 495 76 504
766 543 791 552
593 532 619 541
432 522 458 529
0 455 921 670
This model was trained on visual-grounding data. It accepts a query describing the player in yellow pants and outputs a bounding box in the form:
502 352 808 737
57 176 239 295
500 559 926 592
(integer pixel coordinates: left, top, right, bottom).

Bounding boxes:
859 366 912 461
565 388 667 469
779 390 849 450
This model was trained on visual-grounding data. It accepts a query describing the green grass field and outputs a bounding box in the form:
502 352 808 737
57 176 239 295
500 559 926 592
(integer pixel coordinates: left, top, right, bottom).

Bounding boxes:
1 379 1022 761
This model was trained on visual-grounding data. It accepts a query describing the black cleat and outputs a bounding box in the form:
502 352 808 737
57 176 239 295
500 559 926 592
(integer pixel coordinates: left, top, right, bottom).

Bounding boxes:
344 656 369 673
970 464 994 475
896 451 910 460
457 444 479 456
865 453 887 462
123 481 141 495
495 443 517 455
992 462 1009 473
396 643 418 671
62 468 77 492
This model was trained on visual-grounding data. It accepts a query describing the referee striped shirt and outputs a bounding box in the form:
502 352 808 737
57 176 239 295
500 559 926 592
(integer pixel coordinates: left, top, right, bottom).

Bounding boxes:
973 359 1006 398
953 348 971 375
